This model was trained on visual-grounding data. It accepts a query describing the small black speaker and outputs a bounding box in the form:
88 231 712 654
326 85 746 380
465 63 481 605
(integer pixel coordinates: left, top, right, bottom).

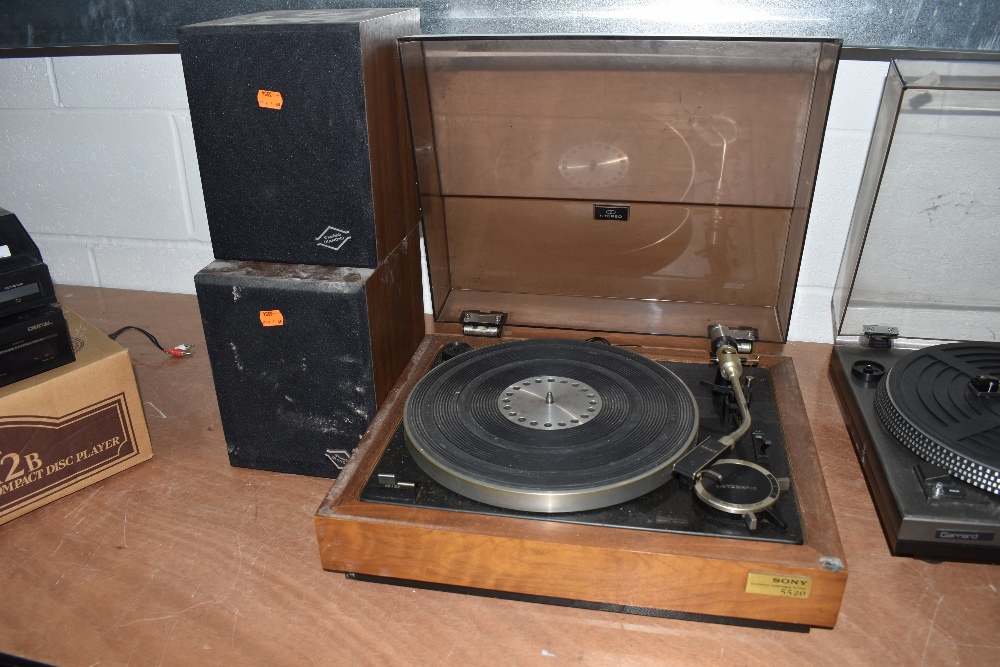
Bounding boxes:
194 231 423 477
179 9 421 269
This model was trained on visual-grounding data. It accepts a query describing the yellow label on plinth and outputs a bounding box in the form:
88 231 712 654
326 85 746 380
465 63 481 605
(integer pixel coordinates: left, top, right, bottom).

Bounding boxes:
746 573 812 599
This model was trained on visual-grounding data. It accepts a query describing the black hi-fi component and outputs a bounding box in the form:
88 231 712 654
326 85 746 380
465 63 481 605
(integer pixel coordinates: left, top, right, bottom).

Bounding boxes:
0 207 57 319
0 302 75 388
179 9 421 269
0 208 75 387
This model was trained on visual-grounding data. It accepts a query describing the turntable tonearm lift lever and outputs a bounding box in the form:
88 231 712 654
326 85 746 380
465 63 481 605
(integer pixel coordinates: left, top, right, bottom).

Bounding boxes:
672 324 752 480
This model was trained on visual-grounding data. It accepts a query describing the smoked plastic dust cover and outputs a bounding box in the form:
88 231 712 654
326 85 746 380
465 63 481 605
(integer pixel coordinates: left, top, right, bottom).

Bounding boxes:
400 37 839 342
832 59 1000 345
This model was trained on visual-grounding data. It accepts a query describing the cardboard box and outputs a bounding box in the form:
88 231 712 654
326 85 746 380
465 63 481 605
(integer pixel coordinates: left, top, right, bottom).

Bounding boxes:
0 307 152 525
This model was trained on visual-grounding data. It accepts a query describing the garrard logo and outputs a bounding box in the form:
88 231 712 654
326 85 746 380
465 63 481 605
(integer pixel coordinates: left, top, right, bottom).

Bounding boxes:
936 529 994 541
315 226 352 251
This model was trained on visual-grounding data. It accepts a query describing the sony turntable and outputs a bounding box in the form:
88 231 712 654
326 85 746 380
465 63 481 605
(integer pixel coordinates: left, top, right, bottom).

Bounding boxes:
829 60 1000 563
315 36 847 628
315 36 846 629
317 327 846 629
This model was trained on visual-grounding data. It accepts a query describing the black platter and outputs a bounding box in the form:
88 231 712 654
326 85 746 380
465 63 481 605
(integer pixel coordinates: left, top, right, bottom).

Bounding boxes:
403 339 699 512
877 342 1000 494
831 341 1000 562
364 339 803 545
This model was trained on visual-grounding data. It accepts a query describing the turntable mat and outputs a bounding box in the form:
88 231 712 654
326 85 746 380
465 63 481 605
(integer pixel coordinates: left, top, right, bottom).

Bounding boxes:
403 339 699 512
878 341 1000 494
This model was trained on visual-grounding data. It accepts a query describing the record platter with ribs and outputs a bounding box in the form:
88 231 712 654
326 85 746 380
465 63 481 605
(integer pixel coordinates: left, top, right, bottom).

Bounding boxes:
314 36 847 628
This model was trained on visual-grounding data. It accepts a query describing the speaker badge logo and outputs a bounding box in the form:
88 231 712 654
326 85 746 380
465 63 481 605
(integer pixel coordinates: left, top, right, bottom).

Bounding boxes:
325 449 351 469
315 226 351 251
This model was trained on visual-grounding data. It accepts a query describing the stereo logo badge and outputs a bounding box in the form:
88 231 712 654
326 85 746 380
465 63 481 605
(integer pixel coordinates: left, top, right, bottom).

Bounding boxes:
315 226 351 251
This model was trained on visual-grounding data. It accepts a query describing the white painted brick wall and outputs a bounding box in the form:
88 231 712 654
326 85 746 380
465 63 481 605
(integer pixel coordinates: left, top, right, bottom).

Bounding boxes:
788 60 890 343
4 112 192 238
0 58 55 108
0 54 212 294
52 55 189 109
0 53 889 342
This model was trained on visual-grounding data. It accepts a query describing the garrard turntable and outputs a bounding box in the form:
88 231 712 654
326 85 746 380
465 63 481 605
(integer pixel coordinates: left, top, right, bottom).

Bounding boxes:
315 36 847 629
829 60 1000 563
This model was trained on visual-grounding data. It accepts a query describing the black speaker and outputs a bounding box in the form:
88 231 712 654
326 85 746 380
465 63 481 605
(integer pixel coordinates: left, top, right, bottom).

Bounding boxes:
179 9 421 269
194 231 424 478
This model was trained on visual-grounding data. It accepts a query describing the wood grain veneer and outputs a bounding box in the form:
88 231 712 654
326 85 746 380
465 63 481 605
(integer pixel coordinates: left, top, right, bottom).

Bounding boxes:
360 10 422 265
366 229 425 408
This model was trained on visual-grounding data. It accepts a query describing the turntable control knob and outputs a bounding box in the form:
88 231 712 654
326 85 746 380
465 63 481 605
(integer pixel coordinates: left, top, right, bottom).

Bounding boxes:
851 360 886 383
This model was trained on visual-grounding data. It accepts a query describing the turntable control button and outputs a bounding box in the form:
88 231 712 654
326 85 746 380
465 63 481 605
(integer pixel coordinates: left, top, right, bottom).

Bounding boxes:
376 473 416 491
368 473 418 502
916 463 969 500
751 431 772 460
930 482 967 500
916 461 952 483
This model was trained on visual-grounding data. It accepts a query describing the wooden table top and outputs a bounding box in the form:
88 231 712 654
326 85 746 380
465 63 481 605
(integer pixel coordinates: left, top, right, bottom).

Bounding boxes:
1 286 997 667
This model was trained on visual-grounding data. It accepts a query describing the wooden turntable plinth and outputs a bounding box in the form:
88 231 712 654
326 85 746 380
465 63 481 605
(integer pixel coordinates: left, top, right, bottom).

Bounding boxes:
315 334 847 628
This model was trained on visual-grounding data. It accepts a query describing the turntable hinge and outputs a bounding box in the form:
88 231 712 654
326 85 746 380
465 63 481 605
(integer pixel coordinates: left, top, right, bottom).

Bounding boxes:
729 328 757 355
460 310 508 338
862 325 899 349
708 324 758 356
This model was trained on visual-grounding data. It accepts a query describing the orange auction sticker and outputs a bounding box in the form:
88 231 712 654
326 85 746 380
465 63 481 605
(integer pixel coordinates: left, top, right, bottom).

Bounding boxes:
259 310 284 327
257 89 283 110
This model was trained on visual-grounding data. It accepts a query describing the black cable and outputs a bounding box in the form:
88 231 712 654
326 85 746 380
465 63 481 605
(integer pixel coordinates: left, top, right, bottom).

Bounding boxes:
106 326 192 356
108 326 163 349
